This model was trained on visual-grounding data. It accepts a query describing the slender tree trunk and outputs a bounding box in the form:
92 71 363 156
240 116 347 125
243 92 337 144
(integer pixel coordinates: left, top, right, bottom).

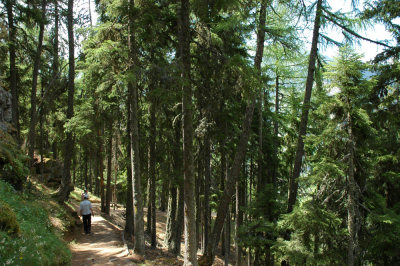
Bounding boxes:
105 120 113 214
149 96 157 248
203 135 211 254
28 0 47 162
99 126 106 212
235 178 243 266
287 0 323 214
113 127 119 210
175 177 185 255
147 174 152 234
200 2 266 264
6 0 20 140
125 99 134 239
84 153 88 189
347 98 359 266
196 142 203 252
257 87 264 195
51 0 59 159
58 0 75 202
272 75 279 187
180 0 197 264
128 0 144 253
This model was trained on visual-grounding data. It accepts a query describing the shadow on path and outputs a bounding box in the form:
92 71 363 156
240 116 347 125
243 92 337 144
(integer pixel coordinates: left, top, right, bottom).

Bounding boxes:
70 204 134 265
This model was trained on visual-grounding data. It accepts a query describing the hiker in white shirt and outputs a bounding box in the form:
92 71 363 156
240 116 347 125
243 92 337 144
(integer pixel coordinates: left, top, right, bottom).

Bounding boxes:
79 195 94 235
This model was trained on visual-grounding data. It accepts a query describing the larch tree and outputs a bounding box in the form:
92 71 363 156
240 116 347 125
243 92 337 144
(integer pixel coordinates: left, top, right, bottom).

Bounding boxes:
58 0 75 202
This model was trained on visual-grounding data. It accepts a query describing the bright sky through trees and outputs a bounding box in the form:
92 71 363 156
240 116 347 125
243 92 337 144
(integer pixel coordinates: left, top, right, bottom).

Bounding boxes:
322 0 397 61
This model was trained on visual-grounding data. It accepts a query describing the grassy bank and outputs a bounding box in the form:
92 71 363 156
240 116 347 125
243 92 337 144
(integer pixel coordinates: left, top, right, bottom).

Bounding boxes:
0 180 72 265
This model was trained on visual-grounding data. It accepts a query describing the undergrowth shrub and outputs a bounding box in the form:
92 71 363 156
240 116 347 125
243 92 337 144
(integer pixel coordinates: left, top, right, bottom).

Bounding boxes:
0 180 71 265
0 200 20 236
0 131 28 190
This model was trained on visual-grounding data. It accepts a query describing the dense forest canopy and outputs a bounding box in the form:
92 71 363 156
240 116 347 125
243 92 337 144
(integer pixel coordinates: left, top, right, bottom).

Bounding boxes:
1 0 399 265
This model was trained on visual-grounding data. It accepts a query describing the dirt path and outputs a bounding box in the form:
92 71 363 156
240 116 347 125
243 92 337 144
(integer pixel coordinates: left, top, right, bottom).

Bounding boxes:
69 203 134 266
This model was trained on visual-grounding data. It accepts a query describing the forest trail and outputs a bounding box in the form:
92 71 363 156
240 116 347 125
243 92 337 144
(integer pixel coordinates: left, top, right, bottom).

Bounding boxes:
68 203 134 265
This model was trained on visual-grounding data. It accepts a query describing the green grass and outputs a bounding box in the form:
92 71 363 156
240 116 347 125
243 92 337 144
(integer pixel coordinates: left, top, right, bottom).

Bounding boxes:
0 180 71 265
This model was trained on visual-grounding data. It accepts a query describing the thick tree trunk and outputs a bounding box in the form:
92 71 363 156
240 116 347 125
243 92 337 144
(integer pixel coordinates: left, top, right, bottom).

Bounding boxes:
105 120 113 215
128 0 144 253
179 0 197 264
125 99 134 239
167 119 183 254
6 0 19 140
58 0 75 202
28 0 47 162
165 177 177 251
287 0 323 214
199 2 267 265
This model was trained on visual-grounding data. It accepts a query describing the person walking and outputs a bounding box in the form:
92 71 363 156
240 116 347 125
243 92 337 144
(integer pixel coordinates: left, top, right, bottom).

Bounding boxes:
81 188 89 200
80 195 94 235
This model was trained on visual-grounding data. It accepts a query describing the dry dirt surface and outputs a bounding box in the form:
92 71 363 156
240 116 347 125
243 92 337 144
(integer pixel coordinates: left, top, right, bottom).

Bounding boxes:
69 203 135 266
67 200 227 265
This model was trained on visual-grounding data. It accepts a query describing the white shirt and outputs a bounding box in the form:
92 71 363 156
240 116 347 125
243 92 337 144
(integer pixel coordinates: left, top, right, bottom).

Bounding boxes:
80 200 92 215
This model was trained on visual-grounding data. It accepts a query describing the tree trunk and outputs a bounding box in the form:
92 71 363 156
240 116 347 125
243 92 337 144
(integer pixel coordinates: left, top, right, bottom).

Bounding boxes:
235 178 243 266
128 0 144 253
58 0 75 202
199 2 266 264
165 175 177 251
99 126 106 212
287 0 323 214
6 0 20 140
180 0 197 264
257 86 264 195
175 178 185 255
149 96 157 248
113 126 119 210
197 142 203 252
347 98 359 266
203 135 211 254
125 99 134 239
105 120 113 214
28 0 47 162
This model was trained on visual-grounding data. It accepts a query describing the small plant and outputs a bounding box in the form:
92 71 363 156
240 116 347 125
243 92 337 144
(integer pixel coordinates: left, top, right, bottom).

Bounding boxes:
0 200 20 236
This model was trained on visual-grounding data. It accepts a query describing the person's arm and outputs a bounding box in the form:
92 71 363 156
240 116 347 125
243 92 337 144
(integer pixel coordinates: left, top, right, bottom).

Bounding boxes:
90 207 94 216
80 208 83 216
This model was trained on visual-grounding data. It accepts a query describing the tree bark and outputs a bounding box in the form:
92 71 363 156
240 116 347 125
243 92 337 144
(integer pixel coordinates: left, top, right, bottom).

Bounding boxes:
125 99 134 239
287 0 323 214
58 0 75 202
149 95 157 248
105 120 113 215
99 126 105 212
199 1 267 264
235 178 243 266
128 0 144 253
28 0 47 162
203 135 211 254
180 0 197 263
6 0 20 140
346 98 359 266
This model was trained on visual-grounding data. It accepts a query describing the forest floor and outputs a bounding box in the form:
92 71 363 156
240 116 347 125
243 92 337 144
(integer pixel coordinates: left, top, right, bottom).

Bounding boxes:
65 195 230 265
